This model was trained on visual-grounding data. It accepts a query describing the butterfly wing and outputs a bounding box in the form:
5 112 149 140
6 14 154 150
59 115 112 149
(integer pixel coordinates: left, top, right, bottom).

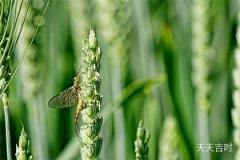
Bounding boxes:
48 86 79 108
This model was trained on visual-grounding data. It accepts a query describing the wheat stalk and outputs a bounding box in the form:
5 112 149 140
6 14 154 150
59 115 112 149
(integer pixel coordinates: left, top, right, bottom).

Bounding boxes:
17 0 48 159
15 124 32 160
232 13 240 160
134 120 150 160
2 93 11 160
192 0 211 159
79 29 103 160
0 0 31 159
159 116 179 160
0 0 50 158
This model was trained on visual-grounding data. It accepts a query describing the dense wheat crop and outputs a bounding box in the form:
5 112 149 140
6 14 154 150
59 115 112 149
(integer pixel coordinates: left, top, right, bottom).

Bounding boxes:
0 0 238 160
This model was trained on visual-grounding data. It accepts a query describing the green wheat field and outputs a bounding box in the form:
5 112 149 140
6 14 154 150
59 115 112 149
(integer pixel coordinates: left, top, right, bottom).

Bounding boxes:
0 0 239 160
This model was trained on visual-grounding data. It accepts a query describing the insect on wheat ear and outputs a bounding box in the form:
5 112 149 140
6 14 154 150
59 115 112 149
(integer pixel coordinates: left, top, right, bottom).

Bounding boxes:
48 74 80 108
48 72 84 141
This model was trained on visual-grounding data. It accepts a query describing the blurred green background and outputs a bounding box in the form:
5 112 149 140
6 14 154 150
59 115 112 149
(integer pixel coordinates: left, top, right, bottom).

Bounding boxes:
0 0 238 159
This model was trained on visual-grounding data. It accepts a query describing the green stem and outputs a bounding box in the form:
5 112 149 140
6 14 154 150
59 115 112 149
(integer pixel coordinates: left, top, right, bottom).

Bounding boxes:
3 93 12 160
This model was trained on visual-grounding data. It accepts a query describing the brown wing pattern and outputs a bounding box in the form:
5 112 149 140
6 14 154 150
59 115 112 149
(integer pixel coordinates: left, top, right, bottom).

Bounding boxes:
48 86 79 108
